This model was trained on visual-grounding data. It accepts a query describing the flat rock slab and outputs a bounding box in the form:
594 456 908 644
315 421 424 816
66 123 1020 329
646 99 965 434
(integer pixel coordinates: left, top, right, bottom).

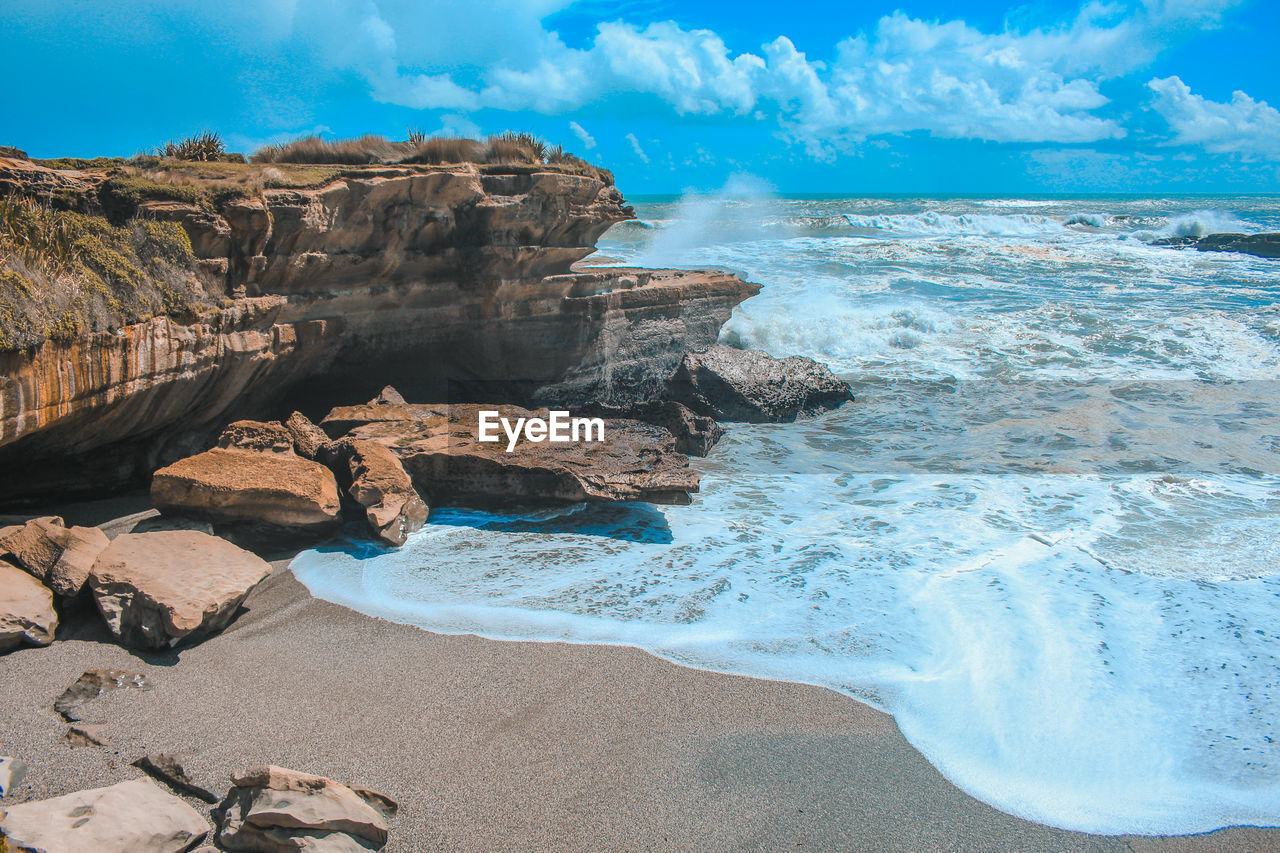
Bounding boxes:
0 776 210 853
0 560 57 651
0 516 67 583
88 531 272 650
322 402 698 506
151 448 341 534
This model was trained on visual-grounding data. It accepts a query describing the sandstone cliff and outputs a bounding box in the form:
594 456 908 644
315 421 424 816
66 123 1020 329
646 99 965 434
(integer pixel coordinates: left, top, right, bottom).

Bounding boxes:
0 156 759 502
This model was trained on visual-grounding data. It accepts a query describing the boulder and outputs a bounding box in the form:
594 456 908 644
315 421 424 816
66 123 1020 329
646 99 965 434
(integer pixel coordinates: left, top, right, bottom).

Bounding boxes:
0 777 210 853
341 440 429 547
322 402 699 506
87 531 271 650
368 385 406 406
47 525 111 598
151 449 342 538
0 756 27 797
218 420 296 454
217 765 396 852
0 516 68 583
0 561 57 651
666 345 852 423
286 412 331 460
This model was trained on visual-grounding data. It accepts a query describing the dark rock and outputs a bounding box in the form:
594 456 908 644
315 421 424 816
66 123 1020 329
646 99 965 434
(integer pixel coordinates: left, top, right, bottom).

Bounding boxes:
54 669 152 722
666 345 853 423
587 400 724 456
1153 231 1280 259
322 402 698 506
133 753 220 804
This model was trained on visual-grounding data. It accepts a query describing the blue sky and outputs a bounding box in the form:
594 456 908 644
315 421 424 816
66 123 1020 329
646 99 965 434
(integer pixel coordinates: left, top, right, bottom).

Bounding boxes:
2 0 1278 193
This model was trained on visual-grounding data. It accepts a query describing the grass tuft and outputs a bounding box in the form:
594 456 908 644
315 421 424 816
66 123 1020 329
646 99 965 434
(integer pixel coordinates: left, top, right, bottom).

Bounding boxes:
162 131 225 162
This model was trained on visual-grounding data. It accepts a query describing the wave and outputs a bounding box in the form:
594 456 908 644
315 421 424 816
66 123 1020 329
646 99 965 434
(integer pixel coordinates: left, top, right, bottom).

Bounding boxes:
839 212 1069 238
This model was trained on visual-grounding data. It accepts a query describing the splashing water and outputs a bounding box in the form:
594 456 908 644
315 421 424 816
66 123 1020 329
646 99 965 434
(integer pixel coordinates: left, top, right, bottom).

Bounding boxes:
294 192 1280 835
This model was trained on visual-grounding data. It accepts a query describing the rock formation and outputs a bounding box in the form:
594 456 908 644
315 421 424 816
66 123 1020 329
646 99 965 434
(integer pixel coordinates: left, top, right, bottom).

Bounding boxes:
667 345 853 422
0 776 210 853
87 530 271 649
338 439 430 547
0 156 760 504
216 765 397 852
321 401 699 506
0 560 57 650
1153 231 1280 259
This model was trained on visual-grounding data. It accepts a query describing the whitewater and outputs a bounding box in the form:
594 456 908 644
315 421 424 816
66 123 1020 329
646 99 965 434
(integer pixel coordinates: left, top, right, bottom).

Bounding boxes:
293 192 1280 835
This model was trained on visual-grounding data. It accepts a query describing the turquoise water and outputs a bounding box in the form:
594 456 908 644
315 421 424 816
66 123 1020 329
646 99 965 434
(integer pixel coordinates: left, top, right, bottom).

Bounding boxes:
293 193 1280 834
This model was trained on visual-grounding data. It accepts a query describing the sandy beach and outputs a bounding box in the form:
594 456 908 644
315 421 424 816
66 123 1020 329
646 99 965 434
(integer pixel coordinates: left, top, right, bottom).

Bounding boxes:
1 499 1276 851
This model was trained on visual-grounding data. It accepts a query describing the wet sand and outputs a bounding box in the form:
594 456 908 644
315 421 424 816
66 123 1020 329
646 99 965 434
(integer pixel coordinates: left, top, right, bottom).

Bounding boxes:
1 503 1277 850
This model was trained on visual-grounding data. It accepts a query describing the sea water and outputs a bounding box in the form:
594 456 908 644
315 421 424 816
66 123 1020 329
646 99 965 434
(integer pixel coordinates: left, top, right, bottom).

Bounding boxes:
292 192 1280 835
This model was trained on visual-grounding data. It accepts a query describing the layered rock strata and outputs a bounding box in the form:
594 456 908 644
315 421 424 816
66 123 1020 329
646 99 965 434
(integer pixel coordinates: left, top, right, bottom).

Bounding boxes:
0 158 760 503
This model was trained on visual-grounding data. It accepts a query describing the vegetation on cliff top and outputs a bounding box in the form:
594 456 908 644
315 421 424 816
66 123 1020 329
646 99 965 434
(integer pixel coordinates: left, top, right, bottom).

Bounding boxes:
0 195 209 352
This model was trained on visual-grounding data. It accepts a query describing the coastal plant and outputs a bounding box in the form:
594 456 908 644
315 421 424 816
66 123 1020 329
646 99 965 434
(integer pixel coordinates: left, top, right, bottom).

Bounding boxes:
98 175 203 223
162 131 225 162
484 131 548 164
406 128 428 146
402 136 486 164
0 194 207 352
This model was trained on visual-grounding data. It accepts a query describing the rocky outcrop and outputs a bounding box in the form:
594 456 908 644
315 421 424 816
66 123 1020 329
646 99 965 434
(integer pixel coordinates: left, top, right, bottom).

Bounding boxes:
0 561 57 651
322 401 699 506
339 439 429 547
87 530 271 649
1153 231 1280 258
0 159 759 504
667 346 853 422
216 765 397 852
151 447 342 539
0 777 210 853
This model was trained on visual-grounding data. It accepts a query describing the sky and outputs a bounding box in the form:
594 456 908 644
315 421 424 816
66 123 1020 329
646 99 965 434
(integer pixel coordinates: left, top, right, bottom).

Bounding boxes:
2 0 1278 194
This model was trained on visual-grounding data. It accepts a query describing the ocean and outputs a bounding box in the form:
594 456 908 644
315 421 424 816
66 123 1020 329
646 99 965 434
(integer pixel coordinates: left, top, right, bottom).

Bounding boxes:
292 192 1280 835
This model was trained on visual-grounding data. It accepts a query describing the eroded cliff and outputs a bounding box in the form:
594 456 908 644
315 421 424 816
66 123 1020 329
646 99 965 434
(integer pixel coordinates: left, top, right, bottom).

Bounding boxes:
0 156 759 502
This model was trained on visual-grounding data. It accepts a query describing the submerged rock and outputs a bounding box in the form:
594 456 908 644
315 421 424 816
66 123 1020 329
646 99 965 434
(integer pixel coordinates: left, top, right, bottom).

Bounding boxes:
321 402 699 506
667 345 852 423
1153 231 1280 259
339 439 429 547
0 777 210 853
87 531 271 649
216 765 397 851
151 448 342 540
0 560 57 651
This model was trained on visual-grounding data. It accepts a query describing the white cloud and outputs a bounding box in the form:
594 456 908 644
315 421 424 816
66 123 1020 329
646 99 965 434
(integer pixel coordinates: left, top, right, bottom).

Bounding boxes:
569 120 596 149
1148 76 1280 159
626 133 650 163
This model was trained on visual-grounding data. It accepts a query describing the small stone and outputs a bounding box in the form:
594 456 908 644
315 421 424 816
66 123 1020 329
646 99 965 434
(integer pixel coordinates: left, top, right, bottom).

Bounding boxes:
0 755 28 796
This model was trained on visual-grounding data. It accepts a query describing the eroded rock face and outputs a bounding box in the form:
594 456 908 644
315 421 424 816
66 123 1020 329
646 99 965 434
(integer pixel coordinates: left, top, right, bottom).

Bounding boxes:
216 765 396 852
0 162 760 505
322 402 698 506
151 448 341 537
285 412 331 460
218 420 297 453
0 776 210 853
0 560 57 651
667 345 853 423
87 531 271 649
339 439 429 547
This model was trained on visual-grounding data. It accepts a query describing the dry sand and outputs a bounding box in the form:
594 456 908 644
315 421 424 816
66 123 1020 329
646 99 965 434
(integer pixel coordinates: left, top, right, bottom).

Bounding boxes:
1 501 1277 851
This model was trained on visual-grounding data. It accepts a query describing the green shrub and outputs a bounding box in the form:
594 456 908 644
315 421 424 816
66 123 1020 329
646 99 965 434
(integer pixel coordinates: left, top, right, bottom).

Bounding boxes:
98 176 202 223
162 131 225 162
